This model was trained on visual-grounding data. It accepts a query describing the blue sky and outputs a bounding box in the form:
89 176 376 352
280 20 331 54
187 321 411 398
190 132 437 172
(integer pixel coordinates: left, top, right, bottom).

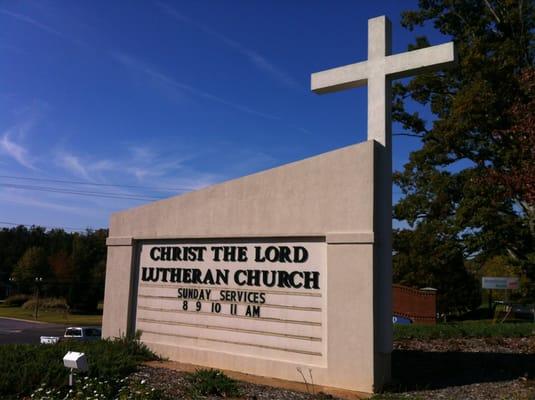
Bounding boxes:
0 0 450 231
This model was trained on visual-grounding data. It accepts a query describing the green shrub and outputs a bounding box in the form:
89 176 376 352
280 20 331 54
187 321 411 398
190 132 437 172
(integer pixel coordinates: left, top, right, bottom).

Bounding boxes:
3 294 31 307
186 369 240 398
394 321 535 340
0 335 157 399
22 297 69 311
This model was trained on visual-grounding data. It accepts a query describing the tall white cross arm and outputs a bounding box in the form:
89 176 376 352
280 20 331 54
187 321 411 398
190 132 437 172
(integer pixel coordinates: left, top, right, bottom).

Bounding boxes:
311 15 457 149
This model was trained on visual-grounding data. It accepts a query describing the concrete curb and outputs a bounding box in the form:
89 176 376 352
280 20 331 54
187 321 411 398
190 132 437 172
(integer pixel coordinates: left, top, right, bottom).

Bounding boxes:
0 316 65 326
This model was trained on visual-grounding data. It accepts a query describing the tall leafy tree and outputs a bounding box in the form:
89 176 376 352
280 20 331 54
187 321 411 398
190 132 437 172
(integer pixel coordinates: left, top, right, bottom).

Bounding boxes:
393 0 535 311
48 250 73 283
12 247 51 293
69 229 108 311
0 226 109 311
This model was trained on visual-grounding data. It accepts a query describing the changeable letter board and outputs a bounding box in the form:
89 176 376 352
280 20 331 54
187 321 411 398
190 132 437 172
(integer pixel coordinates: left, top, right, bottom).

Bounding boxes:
134 240 327 366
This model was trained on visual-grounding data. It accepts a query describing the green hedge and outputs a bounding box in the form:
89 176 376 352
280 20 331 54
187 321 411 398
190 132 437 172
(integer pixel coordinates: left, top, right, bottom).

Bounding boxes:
22 297 69 311
3 294 31 307
394 321 535 340
0 336 157 399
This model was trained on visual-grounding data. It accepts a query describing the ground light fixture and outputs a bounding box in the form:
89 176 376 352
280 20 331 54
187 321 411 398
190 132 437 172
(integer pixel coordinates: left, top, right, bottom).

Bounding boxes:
63 351 88 387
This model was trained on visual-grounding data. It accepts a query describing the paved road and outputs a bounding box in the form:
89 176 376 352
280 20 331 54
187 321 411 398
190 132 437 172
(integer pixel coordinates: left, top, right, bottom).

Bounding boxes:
0 317 66 344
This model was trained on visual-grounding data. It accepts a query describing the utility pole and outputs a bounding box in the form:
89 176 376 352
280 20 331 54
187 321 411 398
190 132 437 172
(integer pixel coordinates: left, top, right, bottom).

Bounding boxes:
34 277 43 320
8 276 17 296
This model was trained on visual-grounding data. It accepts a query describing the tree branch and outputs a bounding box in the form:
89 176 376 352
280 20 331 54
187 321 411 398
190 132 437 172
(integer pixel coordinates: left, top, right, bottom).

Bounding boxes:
393 133 425 138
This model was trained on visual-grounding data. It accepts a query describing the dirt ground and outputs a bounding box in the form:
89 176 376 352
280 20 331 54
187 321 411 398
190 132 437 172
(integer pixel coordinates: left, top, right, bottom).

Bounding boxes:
388 337 535 399
131 337 535 399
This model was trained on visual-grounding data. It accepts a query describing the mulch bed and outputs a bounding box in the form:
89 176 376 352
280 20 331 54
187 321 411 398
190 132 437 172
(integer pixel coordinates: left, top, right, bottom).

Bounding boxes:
394 336 535 353
398 378 535 400
390 337 535 400
130 365 324 400
130 337 535 399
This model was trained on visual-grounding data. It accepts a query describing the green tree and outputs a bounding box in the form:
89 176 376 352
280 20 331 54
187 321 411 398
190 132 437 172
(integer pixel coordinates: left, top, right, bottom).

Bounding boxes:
483 68 535 291
0 226 47 285
48 250 74 297
0 226 108 307
393 0 535 311
12 247 51 293
69 229 108 311
394 224 480 314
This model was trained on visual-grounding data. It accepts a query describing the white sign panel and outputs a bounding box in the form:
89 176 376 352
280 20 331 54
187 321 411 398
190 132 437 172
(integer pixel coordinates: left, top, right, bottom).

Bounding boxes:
134 240 326 365
482 277 519 290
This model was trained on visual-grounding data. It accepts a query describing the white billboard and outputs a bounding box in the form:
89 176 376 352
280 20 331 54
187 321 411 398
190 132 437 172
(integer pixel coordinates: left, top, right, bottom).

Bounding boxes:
482 277 519 290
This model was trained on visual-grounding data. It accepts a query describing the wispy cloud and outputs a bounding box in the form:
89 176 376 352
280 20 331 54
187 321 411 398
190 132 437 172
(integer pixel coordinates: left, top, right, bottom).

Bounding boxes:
155 2 299 89
0 190 97 216
122 145 195 183
53 143 213 191
90 159 117 172
0 8 64 37
225 149 278 175
0 8 85 46
0 132 36 170
125 159 185 182
129 146 155 161
56 153 91 180
112 52 281 121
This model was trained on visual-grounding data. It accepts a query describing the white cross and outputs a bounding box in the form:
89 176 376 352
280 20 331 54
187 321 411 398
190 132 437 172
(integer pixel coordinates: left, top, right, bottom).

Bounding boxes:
311 15 456 149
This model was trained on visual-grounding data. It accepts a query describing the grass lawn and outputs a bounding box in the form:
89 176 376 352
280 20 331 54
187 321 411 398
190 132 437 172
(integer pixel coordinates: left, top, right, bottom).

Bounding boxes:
0 305 102 325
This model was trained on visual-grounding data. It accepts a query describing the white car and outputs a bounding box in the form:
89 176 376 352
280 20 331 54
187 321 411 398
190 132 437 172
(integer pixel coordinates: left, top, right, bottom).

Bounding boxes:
64 326 102 341
40 326 102 344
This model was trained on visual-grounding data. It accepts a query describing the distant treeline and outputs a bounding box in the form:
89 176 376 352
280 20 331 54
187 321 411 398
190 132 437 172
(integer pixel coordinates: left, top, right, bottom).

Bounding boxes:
0 226 107 311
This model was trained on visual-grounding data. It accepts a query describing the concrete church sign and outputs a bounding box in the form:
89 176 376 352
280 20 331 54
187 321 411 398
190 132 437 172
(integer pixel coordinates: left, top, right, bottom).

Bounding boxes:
103 15 455 394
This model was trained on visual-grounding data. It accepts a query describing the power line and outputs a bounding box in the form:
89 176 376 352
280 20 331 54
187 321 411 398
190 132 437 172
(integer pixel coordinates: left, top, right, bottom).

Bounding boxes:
1 181 404 199
0 176 405 200
0 174 196 192
0 183 164 201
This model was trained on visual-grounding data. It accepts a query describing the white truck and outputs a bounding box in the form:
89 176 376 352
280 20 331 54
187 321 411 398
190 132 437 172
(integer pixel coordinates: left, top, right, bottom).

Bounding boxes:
40 326 102 344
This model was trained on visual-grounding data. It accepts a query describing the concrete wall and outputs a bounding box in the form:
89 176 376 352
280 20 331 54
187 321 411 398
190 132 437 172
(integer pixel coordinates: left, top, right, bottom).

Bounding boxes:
102 140 392 394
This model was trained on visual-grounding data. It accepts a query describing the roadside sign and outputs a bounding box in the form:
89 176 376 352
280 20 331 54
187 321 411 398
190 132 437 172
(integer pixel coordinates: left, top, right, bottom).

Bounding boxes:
482 277 519 290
